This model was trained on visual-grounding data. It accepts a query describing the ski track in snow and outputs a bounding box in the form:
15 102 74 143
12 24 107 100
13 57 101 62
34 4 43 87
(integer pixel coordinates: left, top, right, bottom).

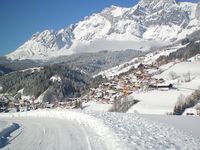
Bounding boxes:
0 110 200 150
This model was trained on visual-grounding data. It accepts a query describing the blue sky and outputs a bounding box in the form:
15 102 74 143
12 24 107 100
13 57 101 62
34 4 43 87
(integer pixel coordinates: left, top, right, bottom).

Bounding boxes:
0 0 199 56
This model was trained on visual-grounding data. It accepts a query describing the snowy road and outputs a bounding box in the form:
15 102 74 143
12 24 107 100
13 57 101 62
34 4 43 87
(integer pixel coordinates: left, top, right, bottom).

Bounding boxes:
0 110 200 150
0 118 107 150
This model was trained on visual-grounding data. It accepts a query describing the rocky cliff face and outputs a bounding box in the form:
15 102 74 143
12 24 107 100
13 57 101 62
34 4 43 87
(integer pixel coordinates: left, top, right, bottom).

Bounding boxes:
196 3 200 20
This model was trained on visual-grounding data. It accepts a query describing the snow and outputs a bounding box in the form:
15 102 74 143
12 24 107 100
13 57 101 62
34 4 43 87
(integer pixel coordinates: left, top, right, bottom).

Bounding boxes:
0 110 125 150
155 61 200 80
127 59 200 115
2 118 112 150
0 118 108 150
0 121 19 146
92 112 200 149
7 28 74 60
94 48 200 115
82 101 112 112
143 25 181 42
73 14 111 42
195 40 200 43
127 90 183 114
180 2 197 19
183 108 198 116
141 114 200 139
6 1 200 60
20 67 42 73
0 121 13 134
97 45 183 79
34 89 48 103
109 6 129 17
0 110 200 149
50 75 61 82
143 46 181 63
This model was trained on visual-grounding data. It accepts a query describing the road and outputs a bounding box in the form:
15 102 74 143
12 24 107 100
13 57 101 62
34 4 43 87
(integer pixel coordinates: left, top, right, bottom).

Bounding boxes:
1 110 200 150
0 118 107 150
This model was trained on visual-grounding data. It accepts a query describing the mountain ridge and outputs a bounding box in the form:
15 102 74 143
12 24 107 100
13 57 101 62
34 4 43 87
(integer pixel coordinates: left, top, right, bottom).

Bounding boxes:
7 0 200 60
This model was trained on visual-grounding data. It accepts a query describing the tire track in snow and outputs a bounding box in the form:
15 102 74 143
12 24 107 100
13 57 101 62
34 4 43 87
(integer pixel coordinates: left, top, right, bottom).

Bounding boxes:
0 118 107 150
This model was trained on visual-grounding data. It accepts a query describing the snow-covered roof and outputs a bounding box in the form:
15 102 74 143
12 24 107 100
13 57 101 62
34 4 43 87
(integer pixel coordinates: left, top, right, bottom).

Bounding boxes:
183 108 198 115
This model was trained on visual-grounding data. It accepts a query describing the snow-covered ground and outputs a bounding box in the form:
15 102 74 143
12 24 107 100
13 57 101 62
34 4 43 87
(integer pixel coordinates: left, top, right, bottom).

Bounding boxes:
0 121 19 147
141 114 200 139
97 45 185 79
155 61 200 80
82 101 112 112
127 80 200 115
128 59 200 114
0 110 200 150
127 90 183 114
0 118 107 150
0 110 124 150
92 51 200 115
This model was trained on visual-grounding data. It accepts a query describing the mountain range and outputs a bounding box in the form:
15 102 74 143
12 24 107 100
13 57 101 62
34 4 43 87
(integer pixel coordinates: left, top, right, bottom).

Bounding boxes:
7 0 200 60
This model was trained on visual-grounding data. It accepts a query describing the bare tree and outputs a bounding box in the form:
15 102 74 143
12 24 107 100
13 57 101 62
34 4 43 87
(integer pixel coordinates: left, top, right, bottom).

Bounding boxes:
183 72 191 82
168 71 179 80
177 94 186 107
0 86 3 93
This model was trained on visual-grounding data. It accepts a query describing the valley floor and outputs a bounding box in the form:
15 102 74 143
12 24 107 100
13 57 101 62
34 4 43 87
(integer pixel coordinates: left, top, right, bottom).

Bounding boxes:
0 110 200 150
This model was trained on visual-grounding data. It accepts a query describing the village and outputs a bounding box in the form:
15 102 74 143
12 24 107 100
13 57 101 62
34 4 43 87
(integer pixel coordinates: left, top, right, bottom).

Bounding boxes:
0 62 172 112
0 95 84 113
83 62 176 105
1 53 200 115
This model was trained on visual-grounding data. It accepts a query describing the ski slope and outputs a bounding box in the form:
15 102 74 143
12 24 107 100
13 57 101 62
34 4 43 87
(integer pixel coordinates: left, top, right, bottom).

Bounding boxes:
0 110 200 150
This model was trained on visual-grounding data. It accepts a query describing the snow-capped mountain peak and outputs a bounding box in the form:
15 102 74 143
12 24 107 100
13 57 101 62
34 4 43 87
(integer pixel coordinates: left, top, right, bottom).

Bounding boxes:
138 0 177 10
7 0 200 60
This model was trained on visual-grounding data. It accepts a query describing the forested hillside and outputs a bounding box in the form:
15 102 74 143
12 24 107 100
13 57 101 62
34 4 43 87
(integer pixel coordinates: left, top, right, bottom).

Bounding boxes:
0 64 105 102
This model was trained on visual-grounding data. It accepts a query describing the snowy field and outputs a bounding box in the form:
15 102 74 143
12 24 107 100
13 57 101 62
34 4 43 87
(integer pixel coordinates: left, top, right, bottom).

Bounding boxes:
0 110 200 150
128 59 200 115
97 45 185 79
141 114 200 139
